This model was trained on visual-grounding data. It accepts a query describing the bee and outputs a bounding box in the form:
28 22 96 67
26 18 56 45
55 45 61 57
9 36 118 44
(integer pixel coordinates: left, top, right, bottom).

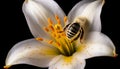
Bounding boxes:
64 17 88 42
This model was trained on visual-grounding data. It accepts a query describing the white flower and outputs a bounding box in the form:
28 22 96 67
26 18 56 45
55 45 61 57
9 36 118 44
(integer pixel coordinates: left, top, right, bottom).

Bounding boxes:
4 0 117 69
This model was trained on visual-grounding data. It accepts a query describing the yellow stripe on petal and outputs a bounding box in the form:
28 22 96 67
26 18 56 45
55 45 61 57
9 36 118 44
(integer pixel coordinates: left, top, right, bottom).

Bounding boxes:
63 56 73 64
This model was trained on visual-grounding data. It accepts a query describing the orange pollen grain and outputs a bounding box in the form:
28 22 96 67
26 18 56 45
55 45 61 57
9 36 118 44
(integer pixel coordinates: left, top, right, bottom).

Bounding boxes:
55 15 61 24
55 25 60 30
36 37 43 41
62 33 66 36
56 42 61 47
49 25 54 31
57 35 61 38
57 19 61 24
44 27 49 32
53 33 56 37
48 18 53 25
64 16 67 23
48 40 53 44
55 15 59 20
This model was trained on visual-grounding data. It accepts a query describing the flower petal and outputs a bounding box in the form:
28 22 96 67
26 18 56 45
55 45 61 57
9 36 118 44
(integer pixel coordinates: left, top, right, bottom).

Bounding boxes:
49 56 85 69
75 32 116 59
5 39 59 67
68 0 104 31
22 0 65 39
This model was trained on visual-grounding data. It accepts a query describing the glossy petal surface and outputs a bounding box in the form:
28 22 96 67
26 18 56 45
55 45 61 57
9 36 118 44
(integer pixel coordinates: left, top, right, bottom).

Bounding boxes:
23 0 65 39
5 39 59 67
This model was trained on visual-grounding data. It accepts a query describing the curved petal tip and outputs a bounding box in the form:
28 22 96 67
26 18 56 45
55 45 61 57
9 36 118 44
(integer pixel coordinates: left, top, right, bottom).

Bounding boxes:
4 65 11 69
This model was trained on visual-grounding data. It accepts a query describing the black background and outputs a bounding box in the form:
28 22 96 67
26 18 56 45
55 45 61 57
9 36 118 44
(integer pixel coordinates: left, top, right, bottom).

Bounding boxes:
1 0 120 69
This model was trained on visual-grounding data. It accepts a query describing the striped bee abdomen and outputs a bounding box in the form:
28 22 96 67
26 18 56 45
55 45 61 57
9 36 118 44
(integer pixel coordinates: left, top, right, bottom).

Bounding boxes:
67 23 80 38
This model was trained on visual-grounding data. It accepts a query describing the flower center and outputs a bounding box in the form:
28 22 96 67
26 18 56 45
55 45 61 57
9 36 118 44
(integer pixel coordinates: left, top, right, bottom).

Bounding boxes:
36 15 77 56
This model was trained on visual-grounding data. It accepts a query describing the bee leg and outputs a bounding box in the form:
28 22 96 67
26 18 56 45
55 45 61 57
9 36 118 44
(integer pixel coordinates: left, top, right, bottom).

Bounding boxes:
79 28 84 43
80 38 84 43
70 32 81 43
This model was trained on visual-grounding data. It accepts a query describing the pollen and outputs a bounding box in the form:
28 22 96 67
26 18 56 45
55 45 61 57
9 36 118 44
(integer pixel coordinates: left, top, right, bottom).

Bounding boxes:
44 27 49 32
55 15 61 24
48 18 53 25
42 15 76 56
62 33 66 36
53 33 56 37
56 42 61 47
35 37 43 41
57 35 61 38
64 16 67 23
64 56 72 63
48 24 54 31
55 15 59 21
48 40 53 44
55 24 61 30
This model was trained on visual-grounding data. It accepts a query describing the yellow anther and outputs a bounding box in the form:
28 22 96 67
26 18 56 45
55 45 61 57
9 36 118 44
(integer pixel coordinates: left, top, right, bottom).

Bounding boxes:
53 33 56 37
57 19 61 24
56 42 61 47
55 24 61 30
64 16 67 23
55 14 59 20
48 18 53 25
48 40 53 44
36 37 43 41
57 35 61 38
48 24 54 31
44 27 49 32
61 33 66 36
55 15 61 24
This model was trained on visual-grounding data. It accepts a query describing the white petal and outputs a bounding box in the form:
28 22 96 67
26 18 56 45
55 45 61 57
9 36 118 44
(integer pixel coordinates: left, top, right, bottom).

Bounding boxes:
22 0 65 39
49 56 85 69
5 39 59 67
75 32 116 59
68 0 104 31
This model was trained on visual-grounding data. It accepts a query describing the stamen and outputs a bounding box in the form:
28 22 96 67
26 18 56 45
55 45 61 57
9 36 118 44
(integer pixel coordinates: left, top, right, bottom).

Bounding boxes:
61 33 66 36
55 15 61 24
53 33 56 37
48 40 53 44
48 24 54 31
36 37 43 41
42 15 77 56
55 15 59 20
64 16 67 23
55 24 61 30
57 35 61 38
44 27 49 32
57 19 61 24
48 18 53 25
56 42 61 47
